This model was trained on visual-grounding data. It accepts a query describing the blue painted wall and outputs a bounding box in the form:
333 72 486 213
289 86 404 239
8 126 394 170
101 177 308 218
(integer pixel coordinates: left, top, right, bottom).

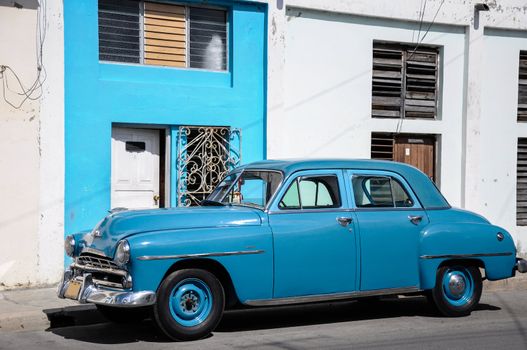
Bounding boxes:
64 0 268 238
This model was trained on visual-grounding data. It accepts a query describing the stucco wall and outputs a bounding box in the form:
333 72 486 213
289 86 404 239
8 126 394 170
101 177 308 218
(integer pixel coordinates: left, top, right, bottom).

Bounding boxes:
64 1 268 238
0 0 64 288
268 1 527 252
0 3 41 287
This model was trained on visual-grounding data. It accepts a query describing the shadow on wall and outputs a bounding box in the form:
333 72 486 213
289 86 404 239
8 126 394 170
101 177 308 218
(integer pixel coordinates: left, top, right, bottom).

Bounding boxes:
0 0 38 10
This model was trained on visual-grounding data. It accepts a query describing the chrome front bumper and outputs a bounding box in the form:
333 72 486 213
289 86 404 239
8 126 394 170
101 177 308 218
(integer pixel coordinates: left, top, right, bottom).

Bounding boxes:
57 269 156 308
516 258 527 273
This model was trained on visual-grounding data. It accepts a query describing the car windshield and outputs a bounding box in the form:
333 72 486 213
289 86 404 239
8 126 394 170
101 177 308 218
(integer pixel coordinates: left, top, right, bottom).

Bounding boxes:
206 170 283 209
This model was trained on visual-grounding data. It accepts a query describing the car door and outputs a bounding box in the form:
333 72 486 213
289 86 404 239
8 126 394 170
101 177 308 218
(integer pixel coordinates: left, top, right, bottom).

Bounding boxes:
268 170 358 298
347 170 428 291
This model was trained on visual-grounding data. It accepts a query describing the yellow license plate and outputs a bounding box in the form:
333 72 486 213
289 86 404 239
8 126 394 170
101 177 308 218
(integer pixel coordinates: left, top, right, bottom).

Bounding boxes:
64 280 82 300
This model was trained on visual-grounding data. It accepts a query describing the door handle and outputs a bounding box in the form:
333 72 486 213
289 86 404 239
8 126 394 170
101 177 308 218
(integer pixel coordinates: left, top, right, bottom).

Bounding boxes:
337 217 353 227
408 215 423 225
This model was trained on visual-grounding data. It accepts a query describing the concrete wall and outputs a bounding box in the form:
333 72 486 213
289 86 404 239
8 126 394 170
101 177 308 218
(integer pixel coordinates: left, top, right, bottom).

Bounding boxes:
268 0 527 252
0 0 64 288
64 1 268 237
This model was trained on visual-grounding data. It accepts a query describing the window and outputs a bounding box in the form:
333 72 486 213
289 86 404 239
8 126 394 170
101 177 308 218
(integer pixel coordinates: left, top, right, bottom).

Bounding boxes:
352 175 414 208
279 175 341 210
518 51 527 122
517 138 527 225
98 0 228 70
212 171 282 209
372 42 439 119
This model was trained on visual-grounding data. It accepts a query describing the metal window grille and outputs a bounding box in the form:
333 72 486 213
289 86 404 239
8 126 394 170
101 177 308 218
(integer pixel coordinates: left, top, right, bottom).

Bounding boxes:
518 51 527 122
517 138 527 225
98 0 228 70
176 126 241 207
372 42 439 119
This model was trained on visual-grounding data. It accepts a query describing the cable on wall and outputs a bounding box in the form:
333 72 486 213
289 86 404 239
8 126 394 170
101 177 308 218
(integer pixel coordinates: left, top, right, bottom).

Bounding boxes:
0 0 47 110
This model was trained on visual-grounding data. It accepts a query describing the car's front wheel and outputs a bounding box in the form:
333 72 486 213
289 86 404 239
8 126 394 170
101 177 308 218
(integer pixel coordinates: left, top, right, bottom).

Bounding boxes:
431 264 482 317
153 269 225 341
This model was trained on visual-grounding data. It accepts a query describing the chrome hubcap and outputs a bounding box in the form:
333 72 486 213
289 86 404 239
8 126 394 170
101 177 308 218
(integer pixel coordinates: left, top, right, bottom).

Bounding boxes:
448 274 466 298
180 291 200 313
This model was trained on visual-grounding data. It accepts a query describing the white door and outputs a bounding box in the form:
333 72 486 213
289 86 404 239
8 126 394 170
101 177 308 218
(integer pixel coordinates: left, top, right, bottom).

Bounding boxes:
111 127 160 209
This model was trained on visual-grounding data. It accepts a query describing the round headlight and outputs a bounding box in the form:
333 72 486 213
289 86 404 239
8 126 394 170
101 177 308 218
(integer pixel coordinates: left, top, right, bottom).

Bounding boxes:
115 240 130 265
64 235 76 257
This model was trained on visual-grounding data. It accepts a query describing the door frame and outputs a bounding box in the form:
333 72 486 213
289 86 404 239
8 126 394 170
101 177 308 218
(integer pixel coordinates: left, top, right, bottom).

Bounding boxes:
112 123 171 208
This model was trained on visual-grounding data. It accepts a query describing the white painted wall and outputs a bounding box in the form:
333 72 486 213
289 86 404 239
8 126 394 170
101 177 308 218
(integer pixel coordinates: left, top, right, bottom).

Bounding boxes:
268 1 527 252
0 0 64 288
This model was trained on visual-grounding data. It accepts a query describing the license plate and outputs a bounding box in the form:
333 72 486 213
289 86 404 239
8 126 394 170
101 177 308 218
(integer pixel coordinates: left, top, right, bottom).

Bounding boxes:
64 280 82 300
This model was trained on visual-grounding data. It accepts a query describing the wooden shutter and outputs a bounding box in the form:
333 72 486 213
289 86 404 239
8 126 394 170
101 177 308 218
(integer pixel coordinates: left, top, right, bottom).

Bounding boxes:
371 133 395 160
98 0 141 63
372 42 438 119
144 2 187 67
372 44 403 118
189 7 227 70
519 51 527 122
517 138 527 225
404 47 438 119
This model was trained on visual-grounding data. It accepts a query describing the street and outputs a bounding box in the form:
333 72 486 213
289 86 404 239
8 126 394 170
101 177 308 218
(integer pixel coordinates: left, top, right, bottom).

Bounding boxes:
1 290 526 349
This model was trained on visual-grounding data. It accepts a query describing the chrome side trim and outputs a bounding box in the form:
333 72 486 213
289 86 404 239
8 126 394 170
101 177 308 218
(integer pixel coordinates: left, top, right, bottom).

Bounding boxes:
420 252 513 260
137 249 265 261
244 287 420 307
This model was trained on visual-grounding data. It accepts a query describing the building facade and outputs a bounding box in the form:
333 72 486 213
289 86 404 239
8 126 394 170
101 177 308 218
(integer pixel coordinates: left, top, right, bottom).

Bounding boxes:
267 0 527 254
2 0 527 289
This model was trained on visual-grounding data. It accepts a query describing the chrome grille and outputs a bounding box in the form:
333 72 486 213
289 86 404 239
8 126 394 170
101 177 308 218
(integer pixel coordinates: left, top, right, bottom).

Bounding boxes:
77 254 120 270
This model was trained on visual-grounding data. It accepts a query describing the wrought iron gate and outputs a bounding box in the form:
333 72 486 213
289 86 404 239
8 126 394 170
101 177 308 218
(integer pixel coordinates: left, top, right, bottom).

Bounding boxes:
176 126 241 206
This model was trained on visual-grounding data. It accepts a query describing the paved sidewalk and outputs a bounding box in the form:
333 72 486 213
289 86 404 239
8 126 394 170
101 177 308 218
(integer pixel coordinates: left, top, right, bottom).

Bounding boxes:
1 274 526 333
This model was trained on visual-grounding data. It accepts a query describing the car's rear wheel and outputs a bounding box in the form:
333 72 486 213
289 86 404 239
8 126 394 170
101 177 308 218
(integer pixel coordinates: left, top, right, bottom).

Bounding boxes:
153 269 224 341
431 264 482 317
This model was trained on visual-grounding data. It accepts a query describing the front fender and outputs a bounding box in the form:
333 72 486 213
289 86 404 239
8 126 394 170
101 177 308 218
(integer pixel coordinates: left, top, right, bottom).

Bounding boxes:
126 225 273 302
419 223 516 289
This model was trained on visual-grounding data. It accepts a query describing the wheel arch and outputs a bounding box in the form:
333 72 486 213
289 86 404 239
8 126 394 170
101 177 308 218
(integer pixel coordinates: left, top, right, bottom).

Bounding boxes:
160 258 240 309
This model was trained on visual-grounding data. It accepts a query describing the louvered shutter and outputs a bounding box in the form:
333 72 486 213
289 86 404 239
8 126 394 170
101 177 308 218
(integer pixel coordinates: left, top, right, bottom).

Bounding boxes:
404 48 438 119
144 2 187 67
189 7 227 70
372 44 403 118
372 42 438 119
518 52 527 122
517 138 527 225
98 0 141 63
371 133 395 160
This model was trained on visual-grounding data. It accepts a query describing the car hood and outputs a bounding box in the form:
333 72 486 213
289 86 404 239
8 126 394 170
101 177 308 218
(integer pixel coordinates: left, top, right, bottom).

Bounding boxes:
79 206 263 257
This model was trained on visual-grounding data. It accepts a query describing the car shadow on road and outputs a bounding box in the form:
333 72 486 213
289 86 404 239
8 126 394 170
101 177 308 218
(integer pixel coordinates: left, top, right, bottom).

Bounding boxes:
44 296 500 344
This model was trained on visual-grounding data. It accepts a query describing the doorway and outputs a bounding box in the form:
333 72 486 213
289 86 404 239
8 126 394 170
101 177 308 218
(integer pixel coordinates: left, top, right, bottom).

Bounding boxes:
371 133 437 182
111 127 166 209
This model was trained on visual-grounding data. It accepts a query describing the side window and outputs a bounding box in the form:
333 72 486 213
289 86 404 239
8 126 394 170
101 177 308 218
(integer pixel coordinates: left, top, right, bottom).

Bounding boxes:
352 175 414 208
279 175 341 209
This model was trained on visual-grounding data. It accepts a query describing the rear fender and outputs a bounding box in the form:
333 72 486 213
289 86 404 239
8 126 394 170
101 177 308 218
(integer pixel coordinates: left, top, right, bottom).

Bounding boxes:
419 223 516 289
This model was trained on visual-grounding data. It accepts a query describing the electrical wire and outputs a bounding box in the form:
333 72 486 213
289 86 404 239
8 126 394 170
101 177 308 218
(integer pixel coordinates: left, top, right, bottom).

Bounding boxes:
0 0 47 109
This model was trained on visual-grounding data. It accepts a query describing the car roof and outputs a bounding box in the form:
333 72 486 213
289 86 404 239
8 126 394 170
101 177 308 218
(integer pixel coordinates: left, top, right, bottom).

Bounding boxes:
239 159 450 209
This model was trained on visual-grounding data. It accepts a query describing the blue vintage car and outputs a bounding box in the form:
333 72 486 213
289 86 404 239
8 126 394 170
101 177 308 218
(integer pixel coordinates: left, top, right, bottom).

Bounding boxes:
58 159 527 340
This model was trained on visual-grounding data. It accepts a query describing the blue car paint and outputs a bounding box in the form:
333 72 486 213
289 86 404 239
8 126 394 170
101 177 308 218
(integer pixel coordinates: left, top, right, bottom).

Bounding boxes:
69 160 519 305
268 170 358 297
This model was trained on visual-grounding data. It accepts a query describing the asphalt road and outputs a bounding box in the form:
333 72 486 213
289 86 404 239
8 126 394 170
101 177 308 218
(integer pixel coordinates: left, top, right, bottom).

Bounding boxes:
1 290 526 350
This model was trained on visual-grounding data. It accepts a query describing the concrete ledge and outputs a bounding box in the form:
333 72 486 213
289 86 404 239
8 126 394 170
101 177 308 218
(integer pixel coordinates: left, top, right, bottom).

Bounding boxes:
484 273 527 291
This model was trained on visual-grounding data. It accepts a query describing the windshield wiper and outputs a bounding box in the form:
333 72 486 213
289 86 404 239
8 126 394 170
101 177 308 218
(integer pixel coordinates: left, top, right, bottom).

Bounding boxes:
200 199 226 207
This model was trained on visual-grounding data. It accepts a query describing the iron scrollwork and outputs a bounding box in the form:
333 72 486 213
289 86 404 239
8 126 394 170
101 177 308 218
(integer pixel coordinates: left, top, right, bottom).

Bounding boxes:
176 126 241 206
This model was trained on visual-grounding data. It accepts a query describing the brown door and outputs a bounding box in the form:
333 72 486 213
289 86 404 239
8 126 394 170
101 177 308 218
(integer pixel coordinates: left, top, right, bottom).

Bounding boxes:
394 136 435 180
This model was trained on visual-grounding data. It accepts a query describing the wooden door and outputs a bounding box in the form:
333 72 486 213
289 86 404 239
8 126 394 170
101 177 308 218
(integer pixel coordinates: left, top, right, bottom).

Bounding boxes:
111 127 161 209
394 136 435 180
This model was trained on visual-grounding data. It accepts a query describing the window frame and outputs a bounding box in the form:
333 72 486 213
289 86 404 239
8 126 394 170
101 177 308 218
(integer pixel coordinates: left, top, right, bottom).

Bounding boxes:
371 41 441 120
98 0 230 72
275 171 345 212
348 170 421 211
